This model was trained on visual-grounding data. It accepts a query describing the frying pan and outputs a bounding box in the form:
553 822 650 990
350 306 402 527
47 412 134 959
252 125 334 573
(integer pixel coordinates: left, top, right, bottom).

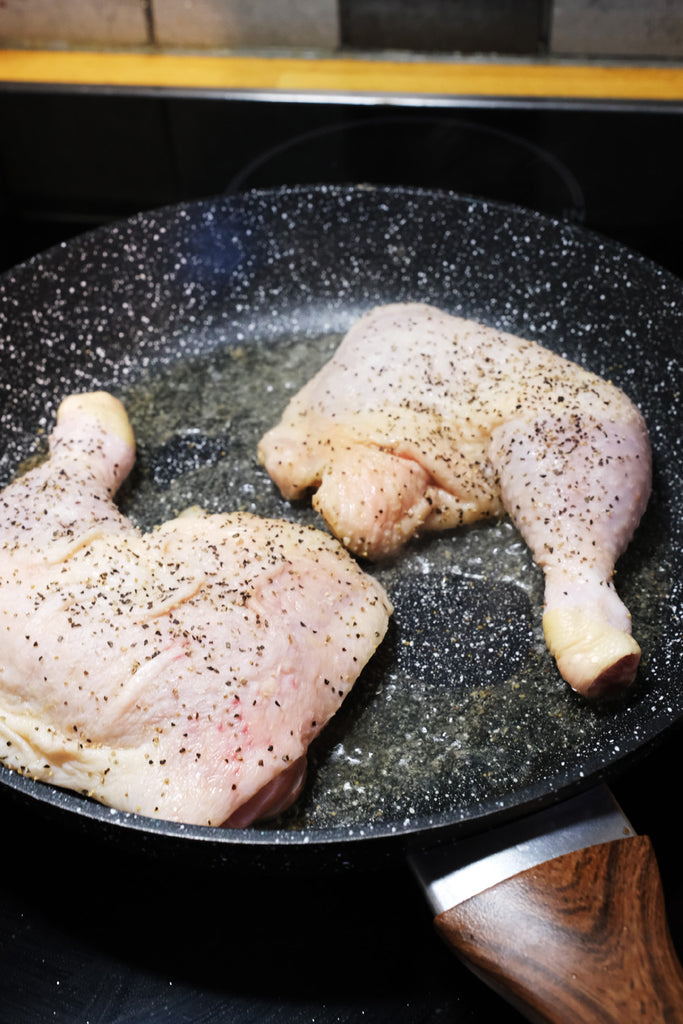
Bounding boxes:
0 185 682 1012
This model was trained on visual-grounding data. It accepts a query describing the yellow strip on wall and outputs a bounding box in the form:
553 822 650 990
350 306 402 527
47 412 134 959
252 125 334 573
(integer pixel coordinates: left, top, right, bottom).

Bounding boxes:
2 49 683 102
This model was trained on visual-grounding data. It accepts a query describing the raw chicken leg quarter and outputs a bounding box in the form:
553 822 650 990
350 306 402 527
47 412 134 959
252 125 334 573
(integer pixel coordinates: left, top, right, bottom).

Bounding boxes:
0 392 392 826
258 303 652 699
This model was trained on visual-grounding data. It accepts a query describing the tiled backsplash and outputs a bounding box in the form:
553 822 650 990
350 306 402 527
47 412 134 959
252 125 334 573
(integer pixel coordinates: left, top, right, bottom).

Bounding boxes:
1 0 682 58
551 0 683 58
153 1 339 51
0 0 151 49
338 0 546 56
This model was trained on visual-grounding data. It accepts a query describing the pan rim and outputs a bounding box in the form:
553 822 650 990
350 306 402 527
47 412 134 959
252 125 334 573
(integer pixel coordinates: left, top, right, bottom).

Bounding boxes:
0 182 681 856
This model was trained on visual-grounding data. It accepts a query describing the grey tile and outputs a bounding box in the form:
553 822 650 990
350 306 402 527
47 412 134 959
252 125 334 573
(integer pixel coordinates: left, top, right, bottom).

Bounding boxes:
0 0 150 47
551 0 683 57
152 0 339 49
339 0 546 55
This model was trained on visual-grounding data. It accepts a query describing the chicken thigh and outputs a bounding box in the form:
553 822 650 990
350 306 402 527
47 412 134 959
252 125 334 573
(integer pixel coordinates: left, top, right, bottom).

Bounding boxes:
258 303 652 698
0 392 391 826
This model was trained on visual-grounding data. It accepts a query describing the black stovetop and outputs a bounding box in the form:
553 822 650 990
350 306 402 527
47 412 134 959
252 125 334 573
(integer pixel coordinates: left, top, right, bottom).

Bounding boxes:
0 90 682 1023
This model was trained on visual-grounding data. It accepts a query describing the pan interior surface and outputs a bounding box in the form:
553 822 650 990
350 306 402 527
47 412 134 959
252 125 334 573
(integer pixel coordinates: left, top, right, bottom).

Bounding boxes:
0 185 681 853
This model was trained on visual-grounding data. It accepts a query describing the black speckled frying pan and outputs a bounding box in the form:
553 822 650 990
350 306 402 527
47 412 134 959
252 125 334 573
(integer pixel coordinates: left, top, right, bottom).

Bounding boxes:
0 185 681 873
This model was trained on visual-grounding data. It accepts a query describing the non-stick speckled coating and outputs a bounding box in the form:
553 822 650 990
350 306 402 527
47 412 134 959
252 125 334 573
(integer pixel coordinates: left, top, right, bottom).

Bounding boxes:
0 185 681 864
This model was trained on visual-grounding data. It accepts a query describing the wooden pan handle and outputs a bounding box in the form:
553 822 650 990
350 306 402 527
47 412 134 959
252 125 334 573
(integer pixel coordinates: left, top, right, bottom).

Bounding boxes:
434 835 683 1023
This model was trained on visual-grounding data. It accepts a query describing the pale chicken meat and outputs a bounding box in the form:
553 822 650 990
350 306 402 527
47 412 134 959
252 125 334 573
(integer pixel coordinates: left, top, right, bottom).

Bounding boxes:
258 303 652 698
0 392 391 826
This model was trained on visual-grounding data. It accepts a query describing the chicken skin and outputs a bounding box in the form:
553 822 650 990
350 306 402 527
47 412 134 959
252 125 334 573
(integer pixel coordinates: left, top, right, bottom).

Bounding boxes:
0 392 391 826
258 303 651 698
